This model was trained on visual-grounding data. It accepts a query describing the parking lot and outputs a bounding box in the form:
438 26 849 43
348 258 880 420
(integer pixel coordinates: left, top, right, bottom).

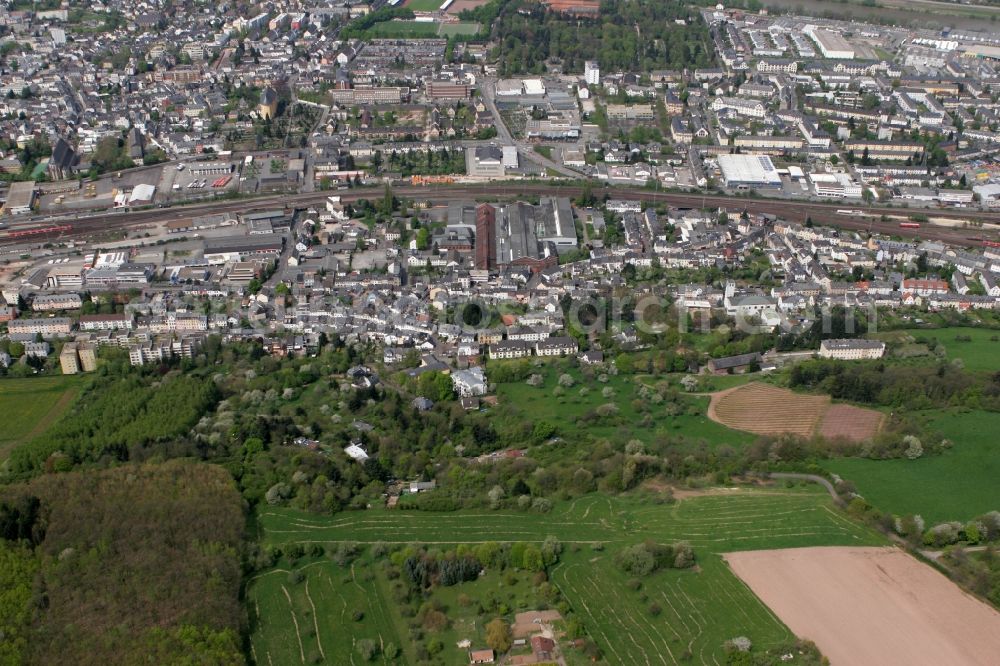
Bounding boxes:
156 160 240 204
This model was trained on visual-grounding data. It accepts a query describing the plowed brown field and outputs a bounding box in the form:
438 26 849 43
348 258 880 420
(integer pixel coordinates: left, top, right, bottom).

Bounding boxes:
707 382 882 442
725 547 1000 666
818 403 885 442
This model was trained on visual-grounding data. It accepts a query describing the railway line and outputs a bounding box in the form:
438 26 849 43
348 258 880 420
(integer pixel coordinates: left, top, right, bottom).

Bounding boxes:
2 184 999 249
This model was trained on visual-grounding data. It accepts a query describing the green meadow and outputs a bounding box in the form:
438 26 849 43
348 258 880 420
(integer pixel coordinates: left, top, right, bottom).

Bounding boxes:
880 327 1000 373
491 363 754 449
250 489 884 665
825 409 1000 524
0 376 83 459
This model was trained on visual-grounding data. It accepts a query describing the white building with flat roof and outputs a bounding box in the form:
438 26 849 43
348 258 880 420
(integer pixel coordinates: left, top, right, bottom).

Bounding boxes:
585 60 600 86
718 154 782 189
804 25 855 59
523 79 545 96
502 145 518 169
809 173 863 198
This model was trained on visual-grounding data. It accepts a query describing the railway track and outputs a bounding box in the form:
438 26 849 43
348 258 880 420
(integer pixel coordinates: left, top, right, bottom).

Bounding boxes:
2 184 999 249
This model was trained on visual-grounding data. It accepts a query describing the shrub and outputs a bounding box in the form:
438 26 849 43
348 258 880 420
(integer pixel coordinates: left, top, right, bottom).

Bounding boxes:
903 435 923 460
356 638 379 661
724 636 752 653
531 497 553 513
615 544 655 577
673 542 695 569
923 522 962 548
265 482 291 505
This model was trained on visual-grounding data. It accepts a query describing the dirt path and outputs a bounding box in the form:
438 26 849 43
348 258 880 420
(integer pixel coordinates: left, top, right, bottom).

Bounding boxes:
769 473 842 506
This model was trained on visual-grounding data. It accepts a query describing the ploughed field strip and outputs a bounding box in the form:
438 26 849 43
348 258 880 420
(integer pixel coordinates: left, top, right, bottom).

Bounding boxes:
709 382 883 442
254 489 884 665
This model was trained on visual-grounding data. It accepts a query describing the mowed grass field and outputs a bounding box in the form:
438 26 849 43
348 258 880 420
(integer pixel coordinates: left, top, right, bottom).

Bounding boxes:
405 0 445 10
825 410 1000 524
493 365 753 449
437 21 480 36
0 376 83 459
253 489 884 665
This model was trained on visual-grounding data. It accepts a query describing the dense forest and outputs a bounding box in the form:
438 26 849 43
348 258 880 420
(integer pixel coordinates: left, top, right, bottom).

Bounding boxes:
464 0 715 74
0 461 244 665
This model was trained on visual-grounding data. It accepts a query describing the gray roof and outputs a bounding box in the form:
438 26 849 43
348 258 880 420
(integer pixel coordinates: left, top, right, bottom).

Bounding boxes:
708 352 761 369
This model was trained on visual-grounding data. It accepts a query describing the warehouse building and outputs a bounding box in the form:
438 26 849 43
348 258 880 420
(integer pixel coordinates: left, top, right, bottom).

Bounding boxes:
717 155 782 189
804 25 855 59
3 181 36 215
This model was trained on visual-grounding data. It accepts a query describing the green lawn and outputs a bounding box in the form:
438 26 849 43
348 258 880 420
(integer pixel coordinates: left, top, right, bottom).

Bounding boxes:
253 489 884 665
533 145 553 160
883 327 1000 373
825 409 1000 524
0 376 83 460
405 0 445 10
492 363 753 449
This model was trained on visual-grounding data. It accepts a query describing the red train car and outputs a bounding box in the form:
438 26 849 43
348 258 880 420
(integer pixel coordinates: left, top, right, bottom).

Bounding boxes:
2 224 72 239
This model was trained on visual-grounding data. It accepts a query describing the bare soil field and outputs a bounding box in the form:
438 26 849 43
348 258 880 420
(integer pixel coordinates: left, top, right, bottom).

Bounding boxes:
708 383 829 437
708 383 882 442
818 403 885 443
725 546 1000 666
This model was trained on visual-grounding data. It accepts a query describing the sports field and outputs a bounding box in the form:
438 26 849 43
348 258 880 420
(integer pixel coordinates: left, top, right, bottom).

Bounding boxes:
363 20 441 38
405 0 445 10
825 410 1000 524
252 489 885 664
438 21 480 36
0 376 83 459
